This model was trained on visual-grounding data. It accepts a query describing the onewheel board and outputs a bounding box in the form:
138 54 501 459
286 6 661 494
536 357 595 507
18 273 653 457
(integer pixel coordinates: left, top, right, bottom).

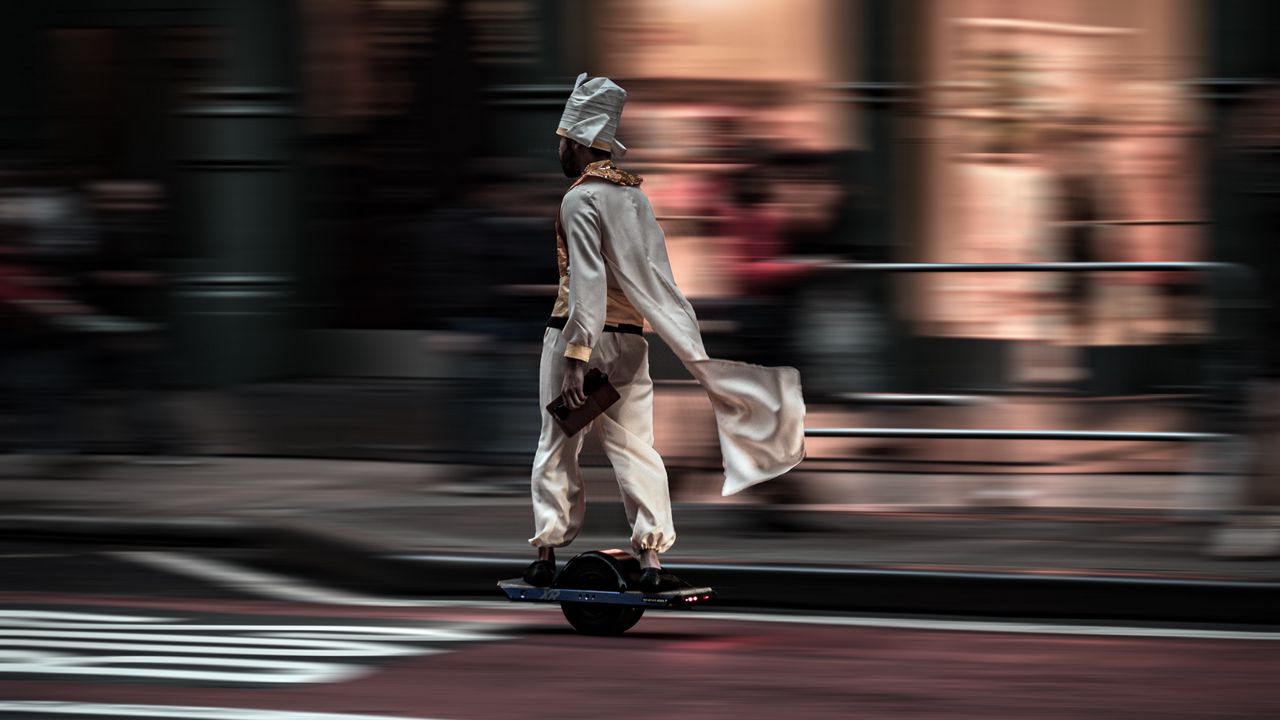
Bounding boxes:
498 579 716 608
497 549 716 635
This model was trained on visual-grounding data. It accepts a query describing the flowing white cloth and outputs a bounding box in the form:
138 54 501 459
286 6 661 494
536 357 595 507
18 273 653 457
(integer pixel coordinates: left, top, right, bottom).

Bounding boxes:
558 178 806 496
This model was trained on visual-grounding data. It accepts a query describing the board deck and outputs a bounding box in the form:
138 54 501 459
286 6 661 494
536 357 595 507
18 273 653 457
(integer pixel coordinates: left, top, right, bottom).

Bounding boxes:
498 579 716 608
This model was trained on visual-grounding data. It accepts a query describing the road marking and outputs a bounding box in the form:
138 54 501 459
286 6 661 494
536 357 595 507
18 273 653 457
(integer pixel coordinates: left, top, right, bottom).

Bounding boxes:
0 653 364 684
674 610 1280 642
111 551 471 607
0 610 508 642
0 627 493 644
0 553 69 559
0 634 434 657
0 610 169 623
0 701 446 720
0 609 508 685
108 551 1280 641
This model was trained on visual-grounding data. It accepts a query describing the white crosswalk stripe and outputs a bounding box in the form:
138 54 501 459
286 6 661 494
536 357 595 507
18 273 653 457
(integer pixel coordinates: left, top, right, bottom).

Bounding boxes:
0 609 509 685
0 701 448 720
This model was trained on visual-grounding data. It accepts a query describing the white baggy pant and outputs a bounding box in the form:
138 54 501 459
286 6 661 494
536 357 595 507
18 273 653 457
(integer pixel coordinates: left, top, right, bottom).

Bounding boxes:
529 327 675 553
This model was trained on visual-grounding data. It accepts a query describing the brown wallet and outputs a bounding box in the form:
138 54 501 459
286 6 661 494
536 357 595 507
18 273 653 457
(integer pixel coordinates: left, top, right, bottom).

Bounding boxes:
546 368 620 436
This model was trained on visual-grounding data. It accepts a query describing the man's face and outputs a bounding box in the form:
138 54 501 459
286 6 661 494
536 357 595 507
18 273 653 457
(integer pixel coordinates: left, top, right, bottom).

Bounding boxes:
558 137 577 178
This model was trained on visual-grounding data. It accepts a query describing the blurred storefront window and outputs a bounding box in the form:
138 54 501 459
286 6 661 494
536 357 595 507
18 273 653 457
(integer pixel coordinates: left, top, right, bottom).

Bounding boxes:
589 0 858 299
294 0 1215 399
917 1 1207 390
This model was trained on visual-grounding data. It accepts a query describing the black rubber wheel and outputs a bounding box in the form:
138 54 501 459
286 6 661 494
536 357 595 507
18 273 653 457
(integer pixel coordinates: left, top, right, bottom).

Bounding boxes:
557 554 644 636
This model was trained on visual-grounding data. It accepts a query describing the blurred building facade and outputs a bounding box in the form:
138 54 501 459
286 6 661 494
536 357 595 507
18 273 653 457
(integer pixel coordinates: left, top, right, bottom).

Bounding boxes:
2 0 1279 514
1 0 1274 390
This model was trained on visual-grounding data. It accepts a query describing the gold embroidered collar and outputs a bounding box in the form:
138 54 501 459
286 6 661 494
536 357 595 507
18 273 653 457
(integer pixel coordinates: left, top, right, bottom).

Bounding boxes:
578 159 643 187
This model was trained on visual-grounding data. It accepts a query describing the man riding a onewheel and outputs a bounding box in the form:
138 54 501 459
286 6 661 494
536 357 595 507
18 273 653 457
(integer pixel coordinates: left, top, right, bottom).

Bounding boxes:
526 73 806 593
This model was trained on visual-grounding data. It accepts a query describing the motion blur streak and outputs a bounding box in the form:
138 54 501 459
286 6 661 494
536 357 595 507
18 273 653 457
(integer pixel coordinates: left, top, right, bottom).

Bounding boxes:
1 1 1278 717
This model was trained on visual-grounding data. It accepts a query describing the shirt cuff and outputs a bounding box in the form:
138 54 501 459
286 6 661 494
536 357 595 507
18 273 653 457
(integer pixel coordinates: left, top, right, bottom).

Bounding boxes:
564 343 592 362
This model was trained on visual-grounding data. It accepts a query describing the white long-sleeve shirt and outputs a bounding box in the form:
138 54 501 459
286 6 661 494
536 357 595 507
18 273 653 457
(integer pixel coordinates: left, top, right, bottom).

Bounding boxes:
550 159 806 495
553 161 644 361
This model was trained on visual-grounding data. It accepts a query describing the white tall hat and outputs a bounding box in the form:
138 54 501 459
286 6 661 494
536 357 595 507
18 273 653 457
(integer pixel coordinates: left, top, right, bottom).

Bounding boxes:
557 72 628 157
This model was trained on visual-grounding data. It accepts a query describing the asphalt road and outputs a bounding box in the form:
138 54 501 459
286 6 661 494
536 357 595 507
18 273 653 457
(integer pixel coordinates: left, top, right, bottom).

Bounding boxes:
2 540 1278 720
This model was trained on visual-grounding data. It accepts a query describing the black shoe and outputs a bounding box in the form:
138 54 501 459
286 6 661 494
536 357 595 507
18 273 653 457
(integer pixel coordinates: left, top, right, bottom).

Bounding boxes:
638 567 683 593
523 560 556 587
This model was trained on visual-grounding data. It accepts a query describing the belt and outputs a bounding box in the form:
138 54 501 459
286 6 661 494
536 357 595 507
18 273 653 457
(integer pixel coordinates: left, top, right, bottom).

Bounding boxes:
546 316 642 335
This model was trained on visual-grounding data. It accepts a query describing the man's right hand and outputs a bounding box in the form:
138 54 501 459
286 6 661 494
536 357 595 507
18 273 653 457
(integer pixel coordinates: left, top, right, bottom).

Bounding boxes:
561 358 587 409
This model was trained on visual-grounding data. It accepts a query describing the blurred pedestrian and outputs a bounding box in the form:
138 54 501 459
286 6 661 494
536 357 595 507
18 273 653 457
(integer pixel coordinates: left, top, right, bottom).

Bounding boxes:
0 167 98 473
1203 81 1280 555
718 161 805 367
411 161 549 484
85 180 185 458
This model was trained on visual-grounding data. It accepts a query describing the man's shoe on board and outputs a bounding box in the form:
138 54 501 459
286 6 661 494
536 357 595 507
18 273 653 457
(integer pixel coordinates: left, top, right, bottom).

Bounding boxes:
522 560 556 587
638 567 683 593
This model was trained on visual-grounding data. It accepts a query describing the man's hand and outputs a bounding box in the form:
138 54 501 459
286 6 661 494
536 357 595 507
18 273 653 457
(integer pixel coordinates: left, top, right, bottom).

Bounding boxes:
561 358 587 409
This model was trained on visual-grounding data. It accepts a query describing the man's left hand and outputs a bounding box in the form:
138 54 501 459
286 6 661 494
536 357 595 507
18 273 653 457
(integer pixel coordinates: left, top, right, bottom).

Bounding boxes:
561 358 587 409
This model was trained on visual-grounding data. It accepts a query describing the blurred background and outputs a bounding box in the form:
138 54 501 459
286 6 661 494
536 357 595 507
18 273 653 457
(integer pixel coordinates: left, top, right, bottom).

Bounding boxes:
1 0 1279 546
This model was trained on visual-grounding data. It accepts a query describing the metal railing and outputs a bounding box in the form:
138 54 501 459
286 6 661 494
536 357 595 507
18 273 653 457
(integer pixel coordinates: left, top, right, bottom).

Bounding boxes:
805 428 1228 442
818 261 1227 273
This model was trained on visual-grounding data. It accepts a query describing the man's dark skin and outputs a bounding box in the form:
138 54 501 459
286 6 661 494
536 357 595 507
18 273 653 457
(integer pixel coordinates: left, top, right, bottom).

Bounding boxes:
535 136 665 575
554 135 608 413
